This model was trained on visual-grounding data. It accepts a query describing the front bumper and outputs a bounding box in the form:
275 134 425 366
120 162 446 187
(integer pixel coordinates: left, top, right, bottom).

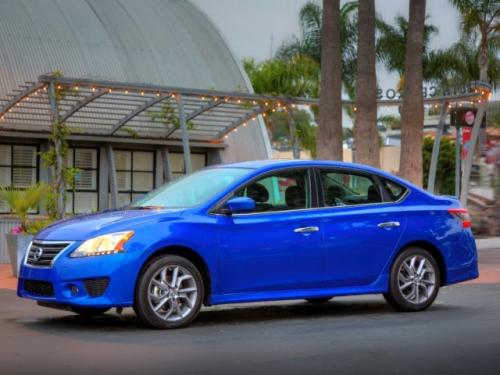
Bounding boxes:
17 242 139 308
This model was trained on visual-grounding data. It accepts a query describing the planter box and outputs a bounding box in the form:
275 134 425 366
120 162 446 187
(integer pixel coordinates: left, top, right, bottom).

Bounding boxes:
5 233 34 277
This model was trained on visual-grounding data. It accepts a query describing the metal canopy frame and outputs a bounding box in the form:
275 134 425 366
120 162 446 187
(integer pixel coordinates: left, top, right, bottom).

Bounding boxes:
0 75 486 194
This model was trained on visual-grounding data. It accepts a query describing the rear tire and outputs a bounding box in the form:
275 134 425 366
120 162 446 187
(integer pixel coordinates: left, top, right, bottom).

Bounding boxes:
305 297 333 304
135 255 204 329
72 307 109 316
384 247 440 312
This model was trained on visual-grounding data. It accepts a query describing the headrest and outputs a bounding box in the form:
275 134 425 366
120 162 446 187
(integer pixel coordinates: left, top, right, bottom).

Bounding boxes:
247 182 269 203
367 185 381 203
285 185 305 209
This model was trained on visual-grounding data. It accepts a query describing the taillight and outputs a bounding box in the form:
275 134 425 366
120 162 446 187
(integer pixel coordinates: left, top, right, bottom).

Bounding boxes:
448 208 472 228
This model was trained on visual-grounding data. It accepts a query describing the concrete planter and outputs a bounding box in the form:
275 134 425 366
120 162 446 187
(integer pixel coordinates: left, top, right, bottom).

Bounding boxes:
5 233 33 277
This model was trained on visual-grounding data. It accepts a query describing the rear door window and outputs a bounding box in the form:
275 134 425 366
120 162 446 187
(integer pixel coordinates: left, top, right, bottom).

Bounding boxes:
320 170 382 207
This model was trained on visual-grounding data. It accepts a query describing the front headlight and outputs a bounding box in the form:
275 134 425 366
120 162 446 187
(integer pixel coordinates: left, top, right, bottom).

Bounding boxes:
70 231 134 258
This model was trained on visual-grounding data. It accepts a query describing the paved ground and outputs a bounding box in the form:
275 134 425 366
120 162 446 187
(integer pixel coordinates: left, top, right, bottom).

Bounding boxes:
1 246 499 375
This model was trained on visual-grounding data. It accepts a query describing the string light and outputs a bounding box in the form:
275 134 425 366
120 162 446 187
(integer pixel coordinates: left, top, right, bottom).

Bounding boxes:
74 85 79 91
224 135 228 139
91 87 96 92
262 113 267 117
252 117 256 121
108 88 112 93
140 91 145 96
125 90 129 94
243 122 247 127
156 92 160 97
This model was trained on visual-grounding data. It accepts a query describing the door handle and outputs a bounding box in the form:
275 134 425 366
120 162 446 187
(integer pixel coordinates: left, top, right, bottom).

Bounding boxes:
294 226 320 234
377 221 400 229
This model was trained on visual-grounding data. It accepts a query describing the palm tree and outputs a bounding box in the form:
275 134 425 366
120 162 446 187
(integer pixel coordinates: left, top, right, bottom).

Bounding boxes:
450 0 500 203
277 1 358 97
376 15 459 90
451 0 500 83
317 0 343 160
441 37 500 92
354 0 379 167
399 0 427 185
243 56 319 158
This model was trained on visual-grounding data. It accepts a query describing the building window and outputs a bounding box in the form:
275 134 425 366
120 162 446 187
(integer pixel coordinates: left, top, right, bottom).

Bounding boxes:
0 144 39 213
114 150 155 207
65 148 99 214
171 152 207 180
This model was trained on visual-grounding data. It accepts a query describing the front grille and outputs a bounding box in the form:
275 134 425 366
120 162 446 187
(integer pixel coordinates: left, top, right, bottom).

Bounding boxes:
26 241 71 267
83 278 110 297
23 280 55 297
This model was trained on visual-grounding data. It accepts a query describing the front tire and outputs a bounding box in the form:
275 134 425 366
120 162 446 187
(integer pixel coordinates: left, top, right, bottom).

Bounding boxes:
384 247 440 312
135 255 204 329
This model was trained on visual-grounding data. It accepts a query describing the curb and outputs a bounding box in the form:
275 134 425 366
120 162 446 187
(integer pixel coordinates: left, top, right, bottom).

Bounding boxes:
476 237 500 250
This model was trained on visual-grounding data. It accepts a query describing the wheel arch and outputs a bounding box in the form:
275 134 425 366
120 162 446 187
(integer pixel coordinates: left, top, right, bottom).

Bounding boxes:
137 245 212 305
393 240 447 286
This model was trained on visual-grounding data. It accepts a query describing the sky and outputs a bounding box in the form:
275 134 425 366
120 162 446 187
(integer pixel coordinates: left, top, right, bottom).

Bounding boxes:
192 0 464 94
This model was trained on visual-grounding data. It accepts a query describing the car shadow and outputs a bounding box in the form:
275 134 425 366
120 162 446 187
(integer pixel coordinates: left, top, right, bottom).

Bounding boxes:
14 297 462 343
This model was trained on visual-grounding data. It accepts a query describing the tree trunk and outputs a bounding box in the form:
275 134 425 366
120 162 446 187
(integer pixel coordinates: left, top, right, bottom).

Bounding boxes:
399 0 426 185
317 0 343 160
354 0 379 168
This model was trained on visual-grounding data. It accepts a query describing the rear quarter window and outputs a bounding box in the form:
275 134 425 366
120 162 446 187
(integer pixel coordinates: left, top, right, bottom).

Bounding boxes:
381 178 407 201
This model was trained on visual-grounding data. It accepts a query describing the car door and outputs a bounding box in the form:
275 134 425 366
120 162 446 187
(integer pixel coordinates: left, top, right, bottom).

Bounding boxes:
216 168 324 295
318 168 407 288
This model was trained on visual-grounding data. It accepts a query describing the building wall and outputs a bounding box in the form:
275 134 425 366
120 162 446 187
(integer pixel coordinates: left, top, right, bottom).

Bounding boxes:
0 0 270 161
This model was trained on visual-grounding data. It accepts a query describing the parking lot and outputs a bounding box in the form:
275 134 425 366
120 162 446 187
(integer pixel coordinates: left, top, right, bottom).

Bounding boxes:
1 243 499 375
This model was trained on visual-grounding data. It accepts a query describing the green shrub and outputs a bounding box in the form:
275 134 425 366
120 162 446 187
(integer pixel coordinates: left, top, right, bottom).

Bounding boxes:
423 136 456 195
0 183 51 232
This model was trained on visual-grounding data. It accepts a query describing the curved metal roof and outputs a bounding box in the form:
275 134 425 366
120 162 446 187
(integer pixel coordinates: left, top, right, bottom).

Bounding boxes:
0 0 271 159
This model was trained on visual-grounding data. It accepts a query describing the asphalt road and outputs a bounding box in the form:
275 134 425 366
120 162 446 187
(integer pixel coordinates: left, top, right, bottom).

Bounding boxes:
1 248 499 375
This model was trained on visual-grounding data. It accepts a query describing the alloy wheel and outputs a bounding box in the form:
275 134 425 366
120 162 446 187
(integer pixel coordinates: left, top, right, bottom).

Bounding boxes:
147 265 198 322
397 255 436 305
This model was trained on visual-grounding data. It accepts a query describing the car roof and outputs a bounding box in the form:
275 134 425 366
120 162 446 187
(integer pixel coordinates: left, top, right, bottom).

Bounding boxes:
218 159 421 192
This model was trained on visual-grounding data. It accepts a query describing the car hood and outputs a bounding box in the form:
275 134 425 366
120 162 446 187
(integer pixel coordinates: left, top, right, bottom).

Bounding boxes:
36 208 184 241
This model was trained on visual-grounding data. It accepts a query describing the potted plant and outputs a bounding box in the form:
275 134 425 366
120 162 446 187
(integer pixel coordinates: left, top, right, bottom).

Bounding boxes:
0 183 50 276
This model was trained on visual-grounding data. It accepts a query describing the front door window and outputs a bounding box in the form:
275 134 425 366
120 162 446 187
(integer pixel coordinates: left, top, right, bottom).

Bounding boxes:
234 169 311 212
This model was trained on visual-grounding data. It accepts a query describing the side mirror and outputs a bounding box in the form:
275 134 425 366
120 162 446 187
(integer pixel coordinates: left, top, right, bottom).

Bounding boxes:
223 197 255 214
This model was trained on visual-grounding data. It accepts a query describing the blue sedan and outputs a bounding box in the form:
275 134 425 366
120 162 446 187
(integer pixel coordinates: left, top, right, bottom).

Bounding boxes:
18 160 478 329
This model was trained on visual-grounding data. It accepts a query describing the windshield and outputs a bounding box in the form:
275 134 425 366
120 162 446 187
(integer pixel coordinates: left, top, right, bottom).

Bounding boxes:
130 167 251 209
